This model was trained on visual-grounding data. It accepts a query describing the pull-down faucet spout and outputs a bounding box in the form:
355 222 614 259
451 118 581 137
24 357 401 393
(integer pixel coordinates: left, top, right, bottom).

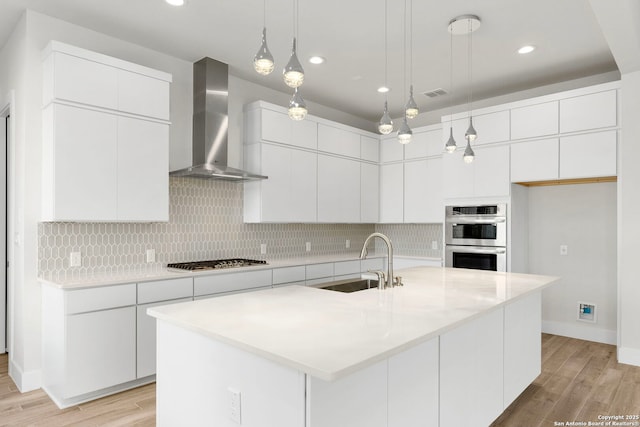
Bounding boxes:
360 232 394 290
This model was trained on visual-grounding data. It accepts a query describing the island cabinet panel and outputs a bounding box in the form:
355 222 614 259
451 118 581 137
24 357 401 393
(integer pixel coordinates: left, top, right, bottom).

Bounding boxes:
559 89 617 134
440 308 504 427
504 292 542 408
307 360 388 427
510 138 559 182
510 101 559 140
317 154 360 223
559 130 617 179
388 337 439 426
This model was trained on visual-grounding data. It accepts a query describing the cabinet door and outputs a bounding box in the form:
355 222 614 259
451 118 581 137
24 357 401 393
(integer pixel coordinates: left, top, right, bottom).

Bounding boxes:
444 111 509 147
560 90 617 133
49 104 118 221
474 145 511 198
360 162 379 223
424 157 444 223
66 306 136 397
510 138 559 182
360 135 379 162
440 308 504 427
559 130 617 179
511 101 559 140
442 149 474 199
137 298 192 378
260 144 293 222
404 158 442 223
317 155 360 222
379 163 403 223
261 108 292 144
290 149 318 222
117 117 169 221
318 124 360 158
380 137 404 163
118 69 170 120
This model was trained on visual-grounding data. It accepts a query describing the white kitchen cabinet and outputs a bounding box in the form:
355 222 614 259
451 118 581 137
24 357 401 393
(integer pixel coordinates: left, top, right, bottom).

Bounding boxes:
318 123 361 158
42 104 118 221
510 138 559 182
41 41 171 222
444 111 510 147
379 163 404 223
442 149 474 199
244 143 317 222
404 127 442 160
404 158 443 223
194 269 272 297
440 308 504 427
273 266 306 287
360 135 379 162
380 136 404 163
474 145 511 197
559 89 617 134
559 130 617 179
360 162 379 223
254 107 318 150
317 154 360 223
511 101 559 140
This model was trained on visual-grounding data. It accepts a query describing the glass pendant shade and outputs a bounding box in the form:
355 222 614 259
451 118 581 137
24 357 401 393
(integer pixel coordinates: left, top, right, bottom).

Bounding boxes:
405 85 419 119
378 101 394 135
254 28 275 75
445 127 457 153
283 38 305 88
288 88 307 120
463 140 475 163
465 117 477 142
397 117 413 144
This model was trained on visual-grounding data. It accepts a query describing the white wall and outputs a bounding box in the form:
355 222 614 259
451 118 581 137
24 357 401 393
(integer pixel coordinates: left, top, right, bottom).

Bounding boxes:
528 182 617 344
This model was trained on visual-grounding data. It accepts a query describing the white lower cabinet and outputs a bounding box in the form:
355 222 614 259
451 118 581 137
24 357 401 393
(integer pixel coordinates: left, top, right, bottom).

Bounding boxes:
440 308 504 427
317 154 360 223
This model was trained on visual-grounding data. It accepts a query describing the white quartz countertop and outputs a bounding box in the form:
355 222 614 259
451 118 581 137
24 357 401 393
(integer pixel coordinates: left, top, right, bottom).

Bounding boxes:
148 266 558 381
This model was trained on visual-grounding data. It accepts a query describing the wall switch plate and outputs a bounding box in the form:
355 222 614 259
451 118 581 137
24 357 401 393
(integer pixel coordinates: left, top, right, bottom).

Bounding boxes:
260 243 267 255
70 252 81 267
431 240 438 250
305 242 311 252
560 245 568 256
346 239 350 249
146 249 156 263
228 388 241 424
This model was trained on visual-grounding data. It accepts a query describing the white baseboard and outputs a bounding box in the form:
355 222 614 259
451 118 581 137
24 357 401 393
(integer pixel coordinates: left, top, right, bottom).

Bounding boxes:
9 358 41 392
618 346 640 367
542 320 616 345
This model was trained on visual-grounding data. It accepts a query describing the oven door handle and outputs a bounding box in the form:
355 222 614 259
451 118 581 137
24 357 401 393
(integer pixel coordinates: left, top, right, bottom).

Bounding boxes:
445 217 506 224
446 245 506 254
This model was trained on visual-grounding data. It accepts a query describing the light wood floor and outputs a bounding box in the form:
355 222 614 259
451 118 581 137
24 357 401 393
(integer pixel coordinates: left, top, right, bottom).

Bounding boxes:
1 334 639 426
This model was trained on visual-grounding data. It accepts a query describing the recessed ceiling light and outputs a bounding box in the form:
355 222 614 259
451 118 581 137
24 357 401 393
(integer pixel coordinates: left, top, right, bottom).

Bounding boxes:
165 0 185 6
377 86 390 93
518 45 536 54
309 56 325 65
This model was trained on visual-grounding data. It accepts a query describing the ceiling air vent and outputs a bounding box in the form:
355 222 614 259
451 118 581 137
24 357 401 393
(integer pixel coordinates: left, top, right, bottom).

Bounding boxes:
423 88 448 98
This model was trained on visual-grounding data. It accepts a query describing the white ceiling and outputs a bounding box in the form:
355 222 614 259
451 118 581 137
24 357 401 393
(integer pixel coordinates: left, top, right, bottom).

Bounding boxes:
0 0 618 122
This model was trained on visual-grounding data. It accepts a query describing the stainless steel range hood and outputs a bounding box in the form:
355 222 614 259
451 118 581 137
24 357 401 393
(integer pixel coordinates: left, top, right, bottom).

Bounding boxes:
169 57 267 181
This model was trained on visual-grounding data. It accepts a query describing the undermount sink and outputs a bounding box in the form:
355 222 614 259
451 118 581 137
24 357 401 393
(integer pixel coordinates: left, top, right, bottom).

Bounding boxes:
314 278 379 293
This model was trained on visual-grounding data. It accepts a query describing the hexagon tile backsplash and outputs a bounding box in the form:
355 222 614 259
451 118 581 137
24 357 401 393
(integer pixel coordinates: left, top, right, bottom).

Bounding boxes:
38 177 442 280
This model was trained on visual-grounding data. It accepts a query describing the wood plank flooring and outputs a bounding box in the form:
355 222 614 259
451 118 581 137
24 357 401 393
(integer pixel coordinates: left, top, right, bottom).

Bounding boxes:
1 334 639 426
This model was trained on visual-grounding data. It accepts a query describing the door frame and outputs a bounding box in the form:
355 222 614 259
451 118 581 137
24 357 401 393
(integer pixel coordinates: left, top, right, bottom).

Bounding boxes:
1 90 15 354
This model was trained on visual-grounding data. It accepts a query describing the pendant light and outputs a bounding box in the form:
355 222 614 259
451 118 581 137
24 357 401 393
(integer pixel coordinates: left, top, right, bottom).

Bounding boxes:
378 0 393 135
253 0 274 75
397 0 412 144
288 87 307 120
444 23 457 153
283 0 304 88
404 0 418 119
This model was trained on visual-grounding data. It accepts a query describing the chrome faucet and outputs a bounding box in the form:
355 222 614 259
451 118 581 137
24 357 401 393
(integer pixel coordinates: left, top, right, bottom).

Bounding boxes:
360 232 394 290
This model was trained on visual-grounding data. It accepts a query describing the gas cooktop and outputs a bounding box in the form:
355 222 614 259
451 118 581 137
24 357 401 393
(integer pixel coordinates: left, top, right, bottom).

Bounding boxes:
167 258 268 271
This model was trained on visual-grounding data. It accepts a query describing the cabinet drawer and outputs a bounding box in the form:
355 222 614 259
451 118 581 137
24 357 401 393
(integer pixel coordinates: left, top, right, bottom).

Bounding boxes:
194 269 272 297
137 277 193 304
334 260 360 276
66 283 136 315
273 266 306 285
306 263 334 280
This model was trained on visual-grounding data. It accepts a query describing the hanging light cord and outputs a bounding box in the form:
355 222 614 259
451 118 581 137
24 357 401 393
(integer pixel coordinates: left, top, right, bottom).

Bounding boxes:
409 0 413 86
263 0 266 27
467 18 473 118
403 0 407 100
449 23 454 128
384 0 388 102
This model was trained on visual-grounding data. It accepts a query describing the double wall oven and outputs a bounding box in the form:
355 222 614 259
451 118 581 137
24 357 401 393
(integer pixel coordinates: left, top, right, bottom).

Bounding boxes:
445 204 507 272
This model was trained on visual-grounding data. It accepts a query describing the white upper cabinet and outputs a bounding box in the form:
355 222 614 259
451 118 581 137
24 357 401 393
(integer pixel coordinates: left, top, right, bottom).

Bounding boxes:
442 150 474 200
511 101 559 140
510 138 559 182
360 135 379 162
444 111 510 147
379 163 404 223
317 154 360 223
318 123 361 158
380 136 404 163
360 162 379 223
405 127 442 160
404 158 443 223
443 145 510 200
559 130 617 179
41 41 172 222
257 107 318 150
559 90 617 133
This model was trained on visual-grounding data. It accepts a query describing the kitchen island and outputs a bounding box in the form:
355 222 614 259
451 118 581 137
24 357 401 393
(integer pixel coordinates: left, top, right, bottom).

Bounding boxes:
148 266 557 427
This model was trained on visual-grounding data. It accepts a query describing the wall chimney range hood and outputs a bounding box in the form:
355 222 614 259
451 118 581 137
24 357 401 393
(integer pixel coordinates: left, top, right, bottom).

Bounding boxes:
169 57 267 181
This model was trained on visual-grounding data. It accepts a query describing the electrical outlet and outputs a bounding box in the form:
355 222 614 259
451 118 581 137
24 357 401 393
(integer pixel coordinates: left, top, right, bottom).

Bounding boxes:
560 245 568 256
70 252 81 267
305 242 311 252
146 249 156 263
346 239 350 249
260 243 267 255
228 388 241 424
578 302 596 323
431 240 438 250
